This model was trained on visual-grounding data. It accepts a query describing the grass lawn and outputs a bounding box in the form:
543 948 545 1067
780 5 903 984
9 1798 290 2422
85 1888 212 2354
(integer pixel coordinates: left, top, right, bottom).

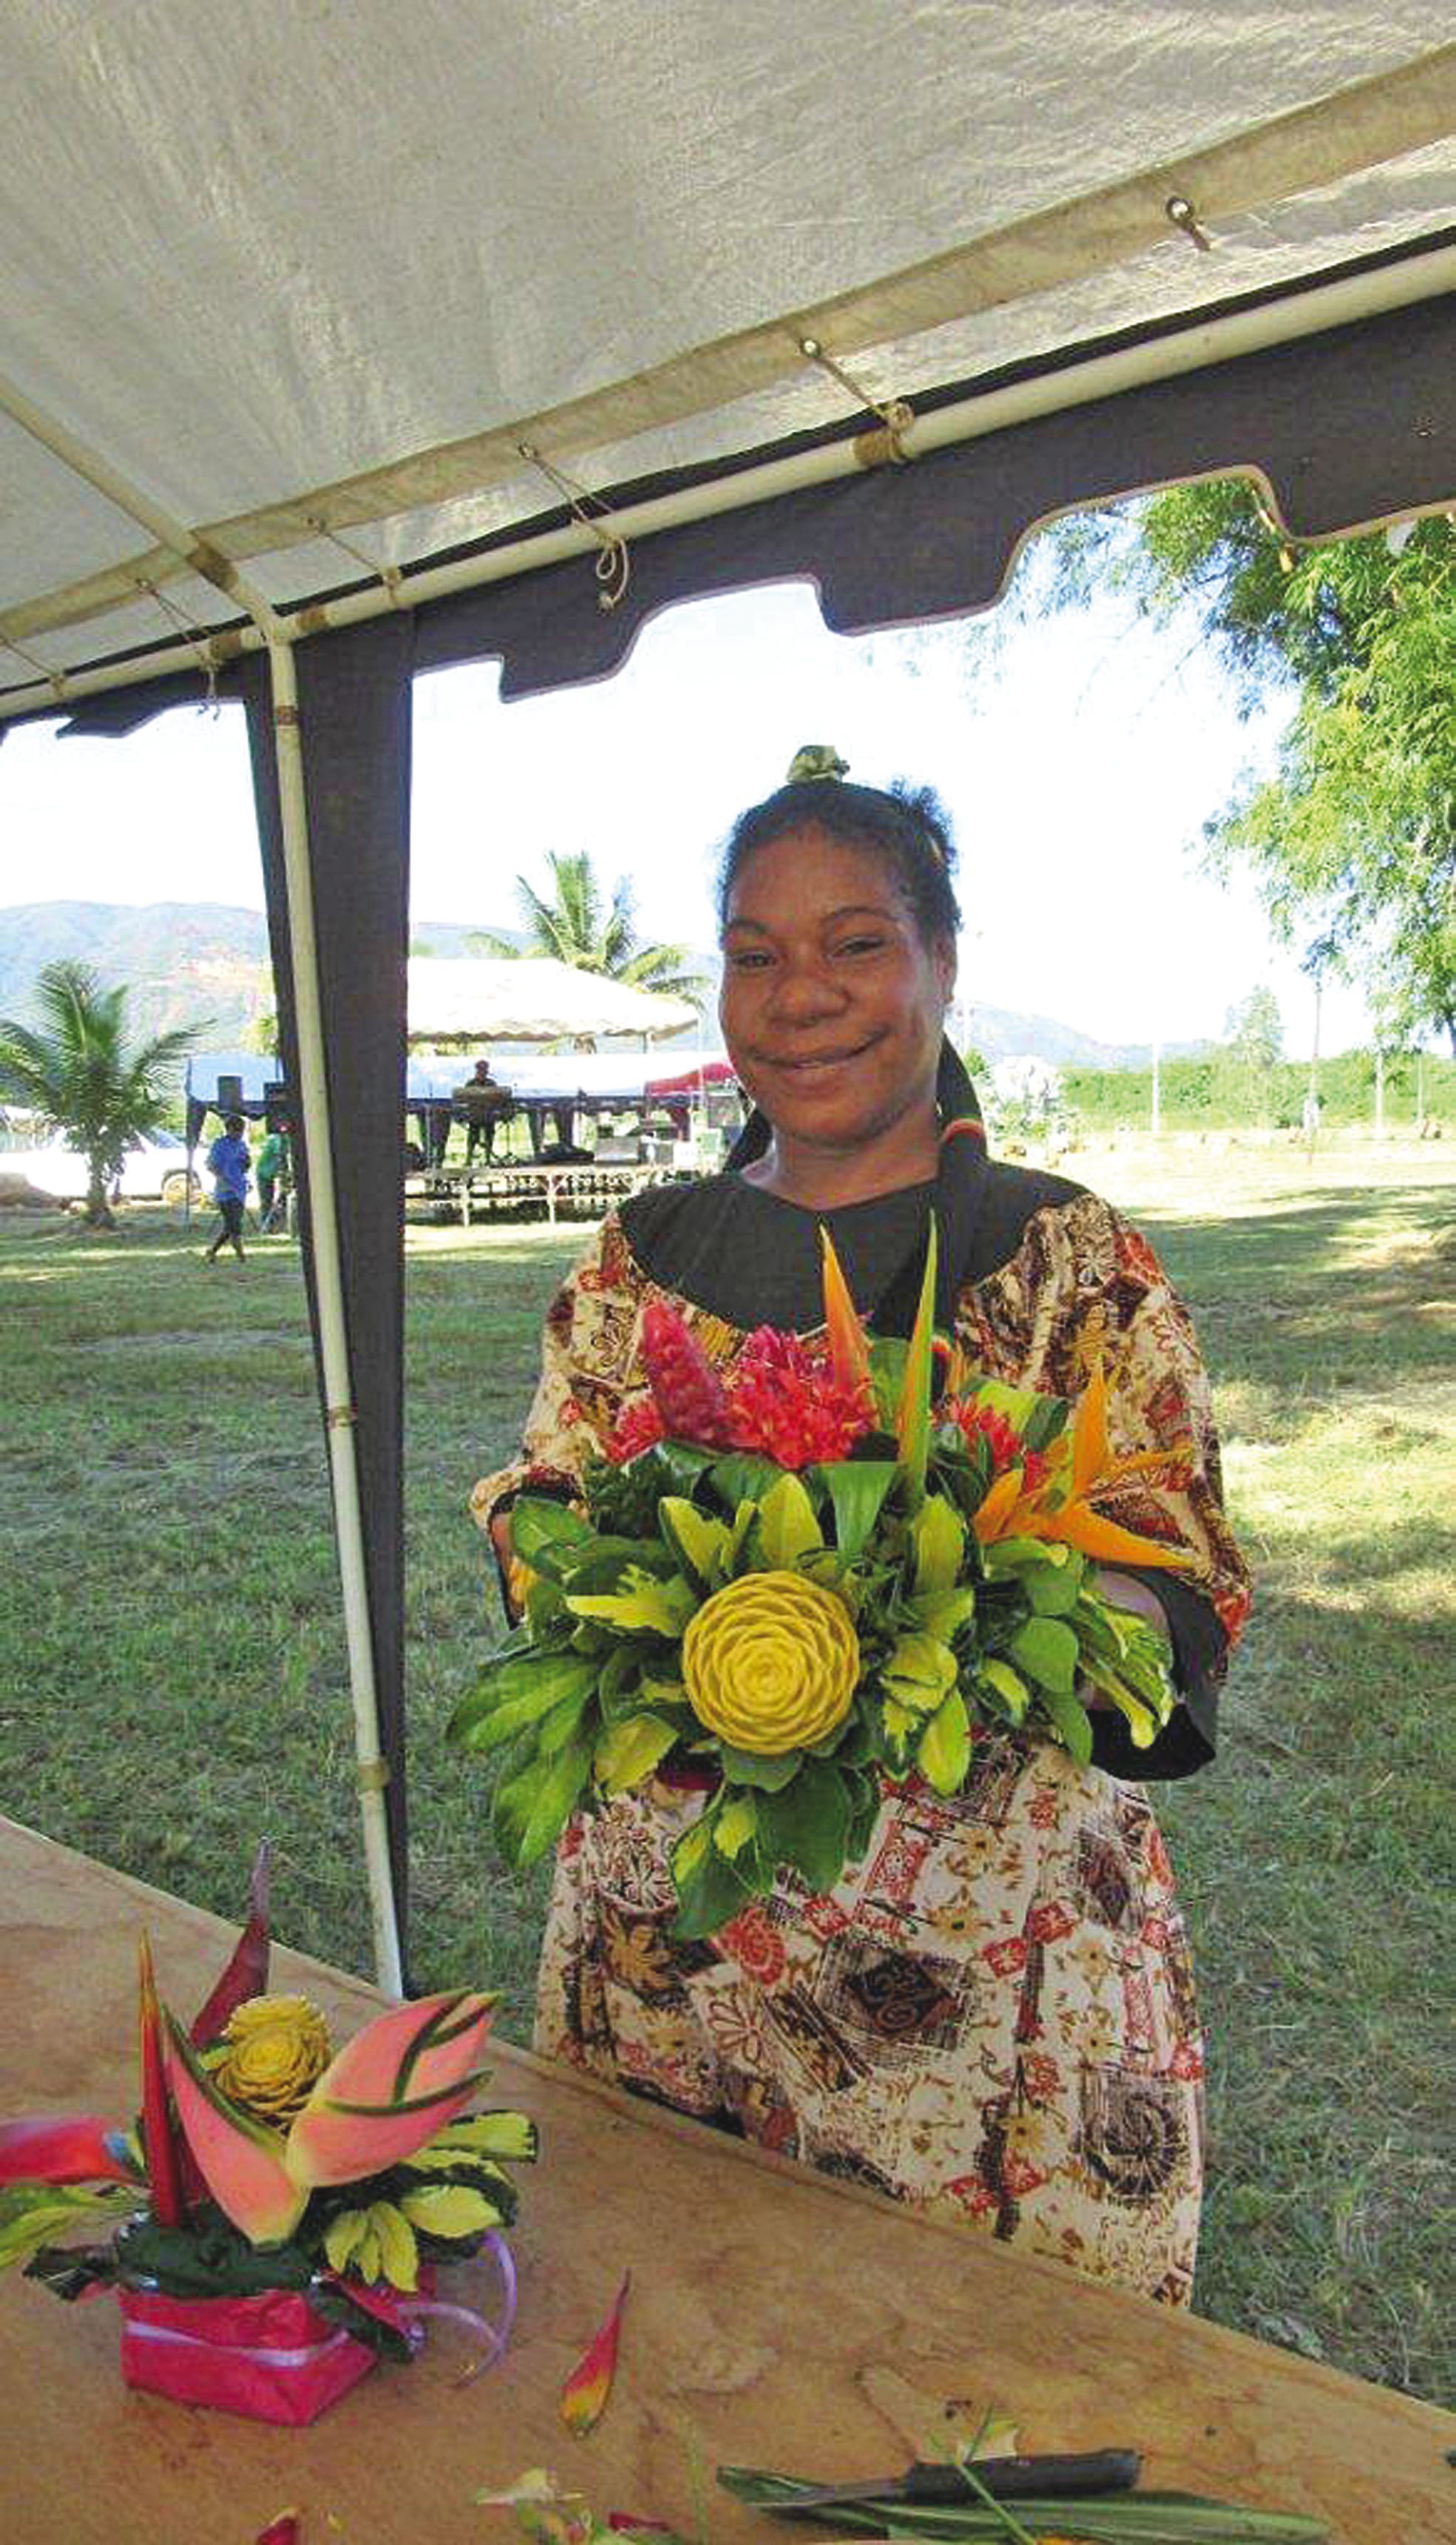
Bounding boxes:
1 1138 1452 2404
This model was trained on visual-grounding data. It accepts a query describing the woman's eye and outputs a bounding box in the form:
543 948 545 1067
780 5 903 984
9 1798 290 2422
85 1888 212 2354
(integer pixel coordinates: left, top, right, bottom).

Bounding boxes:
834 934 887 958
727 947 773 972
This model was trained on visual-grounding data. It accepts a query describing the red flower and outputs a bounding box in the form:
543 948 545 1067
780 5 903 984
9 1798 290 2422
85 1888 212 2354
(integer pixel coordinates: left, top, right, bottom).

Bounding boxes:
947 1398 1048 1495
604 1396 667 1464
640 1301 736 1447
726 1328 875 1469
718 1904 788 1987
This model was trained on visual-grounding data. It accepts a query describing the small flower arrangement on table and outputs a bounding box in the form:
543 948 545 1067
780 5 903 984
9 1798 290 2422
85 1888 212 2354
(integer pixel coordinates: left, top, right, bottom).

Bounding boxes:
0 1848 534 2423
452 1228 1192 1938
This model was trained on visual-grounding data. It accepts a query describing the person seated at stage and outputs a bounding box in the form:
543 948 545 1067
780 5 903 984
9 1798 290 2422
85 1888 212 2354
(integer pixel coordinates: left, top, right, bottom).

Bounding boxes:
452 1057 514 1166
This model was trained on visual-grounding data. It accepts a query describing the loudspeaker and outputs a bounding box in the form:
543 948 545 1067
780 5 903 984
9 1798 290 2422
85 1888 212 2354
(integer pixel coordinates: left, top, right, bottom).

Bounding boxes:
217 1073 244 1112
263 1080 292 1131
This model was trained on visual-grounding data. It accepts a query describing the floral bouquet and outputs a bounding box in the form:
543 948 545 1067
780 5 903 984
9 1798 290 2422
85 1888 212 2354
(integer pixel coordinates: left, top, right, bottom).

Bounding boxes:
0 1847 535 2423
452 1228 1192 1939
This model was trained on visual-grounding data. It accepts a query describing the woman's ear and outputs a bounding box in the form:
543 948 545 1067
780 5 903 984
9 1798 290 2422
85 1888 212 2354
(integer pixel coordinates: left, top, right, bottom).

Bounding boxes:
935 934 958 1007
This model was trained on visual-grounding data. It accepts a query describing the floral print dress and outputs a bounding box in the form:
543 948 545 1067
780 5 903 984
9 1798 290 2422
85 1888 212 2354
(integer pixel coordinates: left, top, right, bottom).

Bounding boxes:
473 1170 1249 2308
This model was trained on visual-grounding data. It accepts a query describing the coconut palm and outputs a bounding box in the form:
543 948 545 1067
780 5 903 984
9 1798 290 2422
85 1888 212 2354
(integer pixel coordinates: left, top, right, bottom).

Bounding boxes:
470 851 703 1004
0 961 198 1228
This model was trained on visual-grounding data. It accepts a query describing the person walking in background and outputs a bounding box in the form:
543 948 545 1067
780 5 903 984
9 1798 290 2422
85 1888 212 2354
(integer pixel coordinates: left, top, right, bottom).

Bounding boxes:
203 1112 251 1263
256 1121 291 1232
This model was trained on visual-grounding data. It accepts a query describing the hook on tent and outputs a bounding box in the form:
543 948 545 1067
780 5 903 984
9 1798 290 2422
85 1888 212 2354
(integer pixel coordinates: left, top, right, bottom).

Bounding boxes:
515 443 631 611
797 336 915 464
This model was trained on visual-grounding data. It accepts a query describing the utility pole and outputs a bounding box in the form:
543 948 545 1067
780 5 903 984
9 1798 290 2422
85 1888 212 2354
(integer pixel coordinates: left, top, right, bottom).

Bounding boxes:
1303 971 1323 1160
1374 1046 1385 1140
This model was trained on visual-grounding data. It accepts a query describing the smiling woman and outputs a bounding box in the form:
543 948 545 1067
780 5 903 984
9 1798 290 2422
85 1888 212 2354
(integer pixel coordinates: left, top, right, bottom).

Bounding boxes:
473 751 1249 2307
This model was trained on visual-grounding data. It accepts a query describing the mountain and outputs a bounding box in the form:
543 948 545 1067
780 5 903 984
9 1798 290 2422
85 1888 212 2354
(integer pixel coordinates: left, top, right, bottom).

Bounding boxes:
0 901 1200 1069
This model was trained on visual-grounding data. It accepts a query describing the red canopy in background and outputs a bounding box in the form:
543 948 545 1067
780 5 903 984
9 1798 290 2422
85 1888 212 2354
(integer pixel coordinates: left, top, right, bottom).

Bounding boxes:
644 1059 737 1101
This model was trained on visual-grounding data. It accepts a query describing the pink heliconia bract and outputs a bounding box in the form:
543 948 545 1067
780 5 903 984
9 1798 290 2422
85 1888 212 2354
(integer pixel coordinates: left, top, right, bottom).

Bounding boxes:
285 1990 495 2192
164 2015 305 2245
0 2113 140 2189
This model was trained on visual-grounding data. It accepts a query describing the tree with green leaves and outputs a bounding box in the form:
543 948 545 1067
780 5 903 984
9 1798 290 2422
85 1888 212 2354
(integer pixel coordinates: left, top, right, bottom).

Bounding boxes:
470 851 702 1004
1041 488 1455 1052
0 961 197 1227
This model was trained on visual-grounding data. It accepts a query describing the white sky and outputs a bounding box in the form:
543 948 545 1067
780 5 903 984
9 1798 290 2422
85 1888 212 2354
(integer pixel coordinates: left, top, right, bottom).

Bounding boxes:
0 567 1372 1057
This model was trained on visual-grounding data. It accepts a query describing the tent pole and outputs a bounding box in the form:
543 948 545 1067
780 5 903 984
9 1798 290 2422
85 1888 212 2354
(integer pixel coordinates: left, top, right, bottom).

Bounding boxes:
266 635 404 1998
0 374 405 1992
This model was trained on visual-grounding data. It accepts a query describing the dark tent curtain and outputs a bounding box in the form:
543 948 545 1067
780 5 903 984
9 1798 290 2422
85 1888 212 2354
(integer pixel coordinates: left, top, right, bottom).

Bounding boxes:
236 621 415 1956
17 284 1453 1975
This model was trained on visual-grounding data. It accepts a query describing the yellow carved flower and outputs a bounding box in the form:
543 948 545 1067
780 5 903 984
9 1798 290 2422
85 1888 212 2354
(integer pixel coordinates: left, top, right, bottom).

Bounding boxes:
681 1569 859 1754
213 1994 333 2123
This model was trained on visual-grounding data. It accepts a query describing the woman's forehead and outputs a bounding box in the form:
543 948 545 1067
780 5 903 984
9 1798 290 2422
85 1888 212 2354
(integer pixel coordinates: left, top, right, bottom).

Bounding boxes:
723 823 908 924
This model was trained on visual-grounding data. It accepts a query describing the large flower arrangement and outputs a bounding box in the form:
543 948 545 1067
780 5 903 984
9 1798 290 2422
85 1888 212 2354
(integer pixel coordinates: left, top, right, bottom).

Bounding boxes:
452 1230 1192 1938
0 1849 534 2418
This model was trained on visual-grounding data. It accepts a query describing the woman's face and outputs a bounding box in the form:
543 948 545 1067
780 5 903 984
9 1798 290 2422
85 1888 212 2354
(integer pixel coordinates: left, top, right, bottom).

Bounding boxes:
719 825 955 1156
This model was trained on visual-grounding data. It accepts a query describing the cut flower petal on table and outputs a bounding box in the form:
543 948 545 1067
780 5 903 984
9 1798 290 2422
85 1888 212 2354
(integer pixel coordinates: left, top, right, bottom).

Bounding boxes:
561 2271 632 2436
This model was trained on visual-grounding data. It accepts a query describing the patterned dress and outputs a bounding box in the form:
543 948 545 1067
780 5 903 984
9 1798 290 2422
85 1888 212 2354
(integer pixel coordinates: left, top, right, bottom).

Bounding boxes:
474 1157 1250 2308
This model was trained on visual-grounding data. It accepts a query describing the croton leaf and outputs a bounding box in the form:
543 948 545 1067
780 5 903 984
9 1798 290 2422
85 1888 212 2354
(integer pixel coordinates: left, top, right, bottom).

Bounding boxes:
594 1711 680 1796
917 1690 971 1796
756 1762 853 1894
755 1472 824 1569
816 1458 897 1563
508 1498 595 1578
493 1733 595 1868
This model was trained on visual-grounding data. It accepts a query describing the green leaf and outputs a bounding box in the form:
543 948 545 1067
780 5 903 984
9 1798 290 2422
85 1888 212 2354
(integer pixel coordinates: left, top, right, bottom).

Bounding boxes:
1038 1680 1094 1768
756 1471 824 1568
1009 1614 1080 1695
507 1497 593 1578
708 1450 782 1510
917 1689 971 1795
658 1496 731 1588
399 2184 502 2242
593 1711 680 1795
536 1684 595 1758
447 1650 599 1751
893 1222 938 1507
882 1629 958 1710
979 1657 1029 1722
1025 1560 1083 1616
717 1743 804 1791
492 1734 594 1866
757 1761 853 1893
413 2110 537 2163
714 1797 759 1859
816 1459 898 1561
670 1816 754 1939
912 1493 965 1595
910 1584 977 1643
566 1566 696 1637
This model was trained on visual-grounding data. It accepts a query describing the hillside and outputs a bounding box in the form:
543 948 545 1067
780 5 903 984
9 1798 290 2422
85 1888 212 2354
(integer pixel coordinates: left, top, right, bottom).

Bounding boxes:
0 899 1199 1068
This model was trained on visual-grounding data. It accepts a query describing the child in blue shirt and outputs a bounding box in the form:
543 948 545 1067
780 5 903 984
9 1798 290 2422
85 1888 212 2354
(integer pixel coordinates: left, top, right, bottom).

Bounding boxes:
204 1113 251 1263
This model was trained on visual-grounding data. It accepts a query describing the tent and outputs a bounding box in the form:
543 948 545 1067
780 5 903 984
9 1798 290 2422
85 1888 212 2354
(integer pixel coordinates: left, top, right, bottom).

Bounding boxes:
1 6 1452 1990
405 958 698 1045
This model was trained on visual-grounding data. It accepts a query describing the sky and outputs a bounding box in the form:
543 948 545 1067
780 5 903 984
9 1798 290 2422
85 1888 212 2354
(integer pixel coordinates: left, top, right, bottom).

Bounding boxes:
0 559 1372 1059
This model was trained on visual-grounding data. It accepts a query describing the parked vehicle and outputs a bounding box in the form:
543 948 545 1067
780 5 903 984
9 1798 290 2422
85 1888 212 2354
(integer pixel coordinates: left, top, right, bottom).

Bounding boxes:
0 1129 201 1206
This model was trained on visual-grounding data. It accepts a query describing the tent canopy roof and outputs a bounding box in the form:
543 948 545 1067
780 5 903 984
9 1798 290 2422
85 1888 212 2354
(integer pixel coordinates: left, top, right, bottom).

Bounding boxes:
1 5 1452 712
405 957 699 1044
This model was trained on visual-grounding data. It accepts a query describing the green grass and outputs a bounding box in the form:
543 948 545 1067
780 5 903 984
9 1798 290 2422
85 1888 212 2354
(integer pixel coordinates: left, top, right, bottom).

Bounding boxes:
0 1143 1452 2404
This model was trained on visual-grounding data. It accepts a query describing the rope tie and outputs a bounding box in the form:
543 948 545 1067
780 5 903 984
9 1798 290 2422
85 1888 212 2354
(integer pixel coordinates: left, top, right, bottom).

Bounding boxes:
133 575 220 707
305 516 406 604
1 631 69 701
798 337 915 462
516 442 630 611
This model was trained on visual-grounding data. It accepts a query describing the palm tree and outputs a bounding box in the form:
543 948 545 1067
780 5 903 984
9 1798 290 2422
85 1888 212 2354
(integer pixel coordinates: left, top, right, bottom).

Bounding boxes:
0 962 198 1228
469 851 703 1005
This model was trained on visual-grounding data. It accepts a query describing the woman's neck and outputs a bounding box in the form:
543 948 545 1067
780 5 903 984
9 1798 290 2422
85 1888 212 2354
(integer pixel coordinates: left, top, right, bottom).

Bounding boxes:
740 1101 941 1209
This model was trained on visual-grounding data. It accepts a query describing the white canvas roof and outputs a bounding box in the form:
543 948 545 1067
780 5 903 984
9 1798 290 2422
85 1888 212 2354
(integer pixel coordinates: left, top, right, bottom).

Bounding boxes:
405 956 698 1044
1 5 1452 708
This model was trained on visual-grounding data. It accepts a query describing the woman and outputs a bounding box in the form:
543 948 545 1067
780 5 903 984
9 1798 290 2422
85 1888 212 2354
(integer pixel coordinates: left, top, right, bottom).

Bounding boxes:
474 757 1249 2305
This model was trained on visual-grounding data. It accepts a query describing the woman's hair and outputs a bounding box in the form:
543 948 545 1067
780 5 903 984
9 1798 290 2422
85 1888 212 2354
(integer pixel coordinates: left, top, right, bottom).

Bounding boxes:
717 776 961 945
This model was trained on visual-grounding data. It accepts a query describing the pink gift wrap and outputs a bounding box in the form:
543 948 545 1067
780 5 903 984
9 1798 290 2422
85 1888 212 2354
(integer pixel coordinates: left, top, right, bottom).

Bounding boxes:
118 2285 377 2424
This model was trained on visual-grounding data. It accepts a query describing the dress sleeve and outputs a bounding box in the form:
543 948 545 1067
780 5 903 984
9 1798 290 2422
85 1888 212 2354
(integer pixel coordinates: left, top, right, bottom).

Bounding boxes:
469 1212 646 1544
1077 1202 1250 1780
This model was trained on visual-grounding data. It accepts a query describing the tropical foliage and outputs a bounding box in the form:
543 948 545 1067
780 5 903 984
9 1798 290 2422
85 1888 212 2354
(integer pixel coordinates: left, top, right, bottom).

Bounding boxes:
0 960 196 1225
1043 490 1455 1052
470 850 703 1004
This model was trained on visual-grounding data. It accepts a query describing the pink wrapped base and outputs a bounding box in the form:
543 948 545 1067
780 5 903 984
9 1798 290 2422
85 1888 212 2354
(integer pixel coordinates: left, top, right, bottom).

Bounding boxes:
118 2285 376 2424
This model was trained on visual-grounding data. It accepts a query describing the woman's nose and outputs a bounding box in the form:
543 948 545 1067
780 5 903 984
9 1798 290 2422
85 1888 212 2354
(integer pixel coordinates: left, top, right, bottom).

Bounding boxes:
766 959 847 1024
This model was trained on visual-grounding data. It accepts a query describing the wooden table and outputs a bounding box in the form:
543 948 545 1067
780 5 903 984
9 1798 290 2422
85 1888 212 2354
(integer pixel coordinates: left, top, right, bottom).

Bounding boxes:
1 1820 1449 2545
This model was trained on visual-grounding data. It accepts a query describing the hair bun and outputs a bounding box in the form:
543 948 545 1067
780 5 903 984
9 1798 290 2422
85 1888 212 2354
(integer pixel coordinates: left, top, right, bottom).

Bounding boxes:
786 743 849 783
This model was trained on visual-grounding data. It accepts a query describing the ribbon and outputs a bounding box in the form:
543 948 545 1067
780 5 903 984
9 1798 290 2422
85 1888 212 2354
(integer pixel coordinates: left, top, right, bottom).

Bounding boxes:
323 2231 518 2387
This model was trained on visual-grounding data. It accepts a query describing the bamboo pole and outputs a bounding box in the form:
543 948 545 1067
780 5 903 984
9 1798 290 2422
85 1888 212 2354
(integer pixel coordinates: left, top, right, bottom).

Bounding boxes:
4 236 1455 720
